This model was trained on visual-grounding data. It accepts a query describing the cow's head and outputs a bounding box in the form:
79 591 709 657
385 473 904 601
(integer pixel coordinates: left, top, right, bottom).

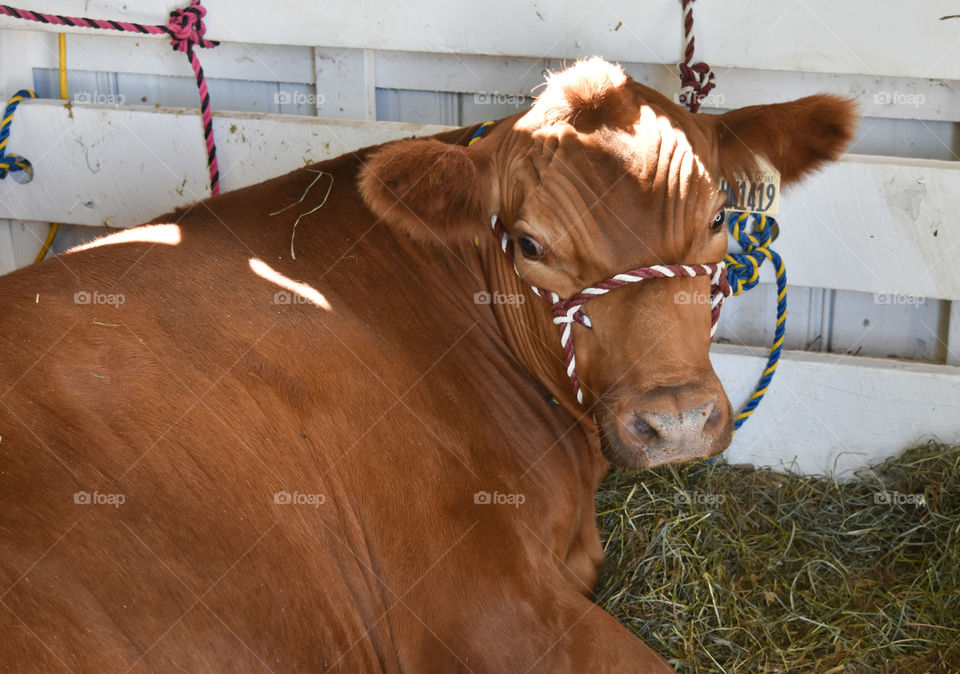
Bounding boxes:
359 58 856 469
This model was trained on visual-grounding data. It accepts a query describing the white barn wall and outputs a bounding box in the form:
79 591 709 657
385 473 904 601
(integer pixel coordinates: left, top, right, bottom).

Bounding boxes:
3 0 959 79
711 345 960 476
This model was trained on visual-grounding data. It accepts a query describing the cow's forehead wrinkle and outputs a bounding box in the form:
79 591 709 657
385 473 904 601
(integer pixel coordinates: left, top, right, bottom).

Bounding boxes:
496 104 722 279
514 104 716 197
536 130 713 217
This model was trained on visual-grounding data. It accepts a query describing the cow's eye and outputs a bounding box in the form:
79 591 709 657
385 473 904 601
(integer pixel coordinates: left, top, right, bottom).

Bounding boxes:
516 236 544 260
710 209 726 232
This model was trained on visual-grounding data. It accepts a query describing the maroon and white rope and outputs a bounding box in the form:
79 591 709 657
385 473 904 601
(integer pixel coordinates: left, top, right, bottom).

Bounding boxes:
677 0 716 113
492 215 730 405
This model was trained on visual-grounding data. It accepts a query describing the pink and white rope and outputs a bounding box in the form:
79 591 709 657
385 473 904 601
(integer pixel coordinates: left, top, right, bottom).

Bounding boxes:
492 215 730 405
0 1 221 194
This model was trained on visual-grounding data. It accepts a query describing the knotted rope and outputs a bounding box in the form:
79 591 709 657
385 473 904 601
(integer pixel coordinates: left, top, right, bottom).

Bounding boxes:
723 211 786 430
492 215 731 406
0 89 35 179
0 1 221 194
677 0 716 113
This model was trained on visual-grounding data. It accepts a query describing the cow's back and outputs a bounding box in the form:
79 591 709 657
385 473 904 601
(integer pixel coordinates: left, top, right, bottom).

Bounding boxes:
0 141 598 670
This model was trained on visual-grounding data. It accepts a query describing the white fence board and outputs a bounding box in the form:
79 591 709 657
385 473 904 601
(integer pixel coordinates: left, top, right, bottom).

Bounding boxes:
313 48 376 120
0 22 44 91
713 343 960 476
2 102 959 301
715 285 824 353
0 222 17 271
14 32 316 84
8 32 958 123
0 101 446 228
828 288 945 362
1 1 959 81
948 303 960 367
0 219 50 268
716 282 952 365
378 51 960 124
779 155 960 301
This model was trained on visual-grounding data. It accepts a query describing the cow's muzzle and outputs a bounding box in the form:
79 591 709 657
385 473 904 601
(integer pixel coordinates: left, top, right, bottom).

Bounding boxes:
599 383 733 469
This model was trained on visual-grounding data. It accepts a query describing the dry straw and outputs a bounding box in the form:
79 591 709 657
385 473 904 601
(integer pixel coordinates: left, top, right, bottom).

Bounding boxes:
596 441 959 672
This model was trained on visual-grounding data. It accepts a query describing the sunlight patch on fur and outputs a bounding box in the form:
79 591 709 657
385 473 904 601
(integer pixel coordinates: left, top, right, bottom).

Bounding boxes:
249 257 332 310
68 224 182 252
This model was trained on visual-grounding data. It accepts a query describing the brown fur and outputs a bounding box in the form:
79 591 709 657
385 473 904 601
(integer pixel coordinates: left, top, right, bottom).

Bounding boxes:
357 137 490 244
534 57 630 127
0 59 856 671
715 94 858 184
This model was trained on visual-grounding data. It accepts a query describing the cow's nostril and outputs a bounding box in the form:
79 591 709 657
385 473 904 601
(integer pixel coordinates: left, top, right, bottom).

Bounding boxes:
605 386 732 468
631 414 660 445
705 404 720 429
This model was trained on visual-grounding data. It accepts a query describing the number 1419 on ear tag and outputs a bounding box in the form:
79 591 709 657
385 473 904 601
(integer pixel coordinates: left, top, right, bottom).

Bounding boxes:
719 157 781 214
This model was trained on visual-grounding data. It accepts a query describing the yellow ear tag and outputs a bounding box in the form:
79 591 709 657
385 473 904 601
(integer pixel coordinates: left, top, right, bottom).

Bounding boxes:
473 236 480 248
720 156 781 215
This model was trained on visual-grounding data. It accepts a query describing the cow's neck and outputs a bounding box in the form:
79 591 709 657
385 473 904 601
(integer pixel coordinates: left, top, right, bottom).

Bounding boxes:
476 236 599 439
474 234 610 590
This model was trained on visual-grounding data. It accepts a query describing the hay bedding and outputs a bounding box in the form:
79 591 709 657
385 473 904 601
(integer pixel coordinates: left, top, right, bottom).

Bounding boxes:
595 442 960 672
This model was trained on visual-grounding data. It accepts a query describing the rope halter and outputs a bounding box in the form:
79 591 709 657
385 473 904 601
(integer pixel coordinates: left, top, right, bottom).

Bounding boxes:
491 215 731 405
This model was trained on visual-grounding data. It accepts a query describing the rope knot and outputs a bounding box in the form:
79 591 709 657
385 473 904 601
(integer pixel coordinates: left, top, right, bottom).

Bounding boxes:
724 212 780 296
677 62 716 110
677 0 716 112
167 0 217 53
551 302 593 328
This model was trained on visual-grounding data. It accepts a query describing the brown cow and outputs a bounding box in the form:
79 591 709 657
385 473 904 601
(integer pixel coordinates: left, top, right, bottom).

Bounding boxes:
0 59 855 671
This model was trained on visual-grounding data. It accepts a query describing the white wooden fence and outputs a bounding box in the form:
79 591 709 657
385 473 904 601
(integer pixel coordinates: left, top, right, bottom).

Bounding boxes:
1 0 958 475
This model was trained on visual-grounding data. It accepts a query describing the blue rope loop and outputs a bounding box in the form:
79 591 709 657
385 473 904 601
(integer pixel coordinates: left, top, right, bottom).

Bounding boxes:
723 211 787 430
0 89 36 179
468 121 494 146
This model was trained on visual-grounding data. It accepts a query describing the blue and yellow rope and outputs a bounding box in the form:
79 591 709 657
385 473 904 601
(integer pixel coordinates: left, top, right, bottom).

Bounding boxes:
468 121 494 146
724 211 786 430
1 35 68 262
0 89 35 179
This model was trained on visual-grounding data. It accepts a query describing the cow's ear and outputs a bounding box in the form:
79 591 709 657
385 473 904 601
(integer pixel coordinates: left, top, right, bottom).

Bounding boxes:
359 138 493 243
715 95 858 185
